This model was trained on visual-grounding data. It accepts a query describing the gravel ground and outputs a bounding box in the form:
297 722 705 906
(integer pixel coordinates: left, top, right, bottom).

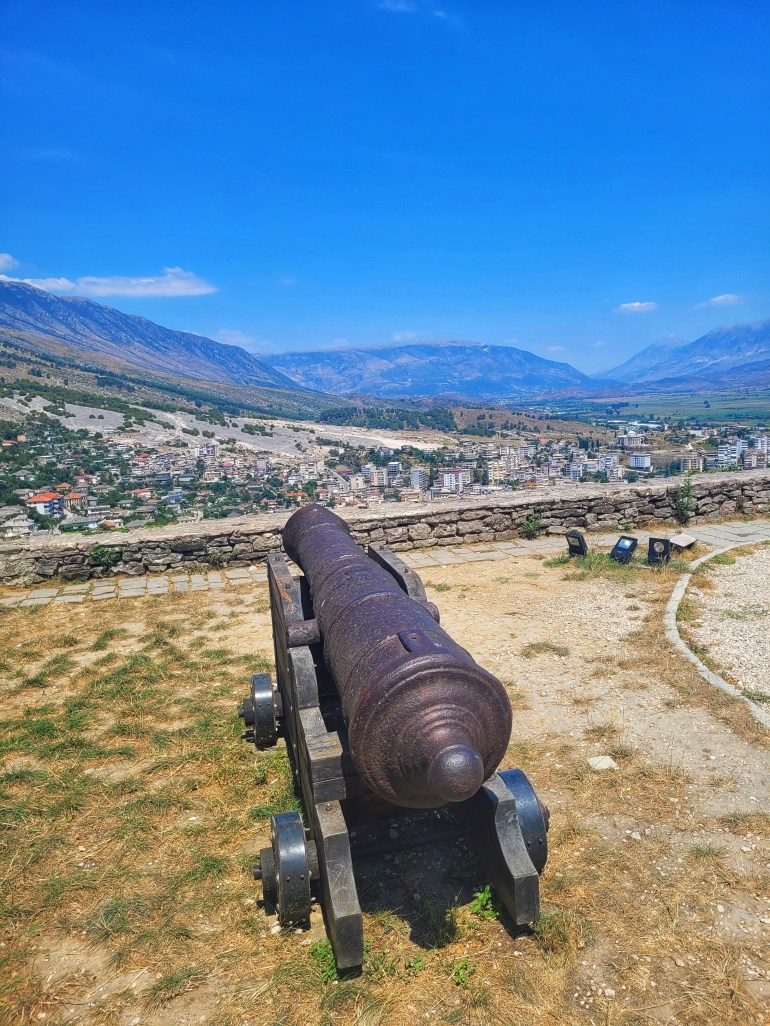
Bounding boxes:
692 545 770 698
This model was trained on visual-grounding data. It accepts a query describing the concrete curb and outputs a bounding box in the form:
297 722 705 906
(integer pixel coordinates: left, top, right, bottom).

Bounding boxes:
663 543 770 729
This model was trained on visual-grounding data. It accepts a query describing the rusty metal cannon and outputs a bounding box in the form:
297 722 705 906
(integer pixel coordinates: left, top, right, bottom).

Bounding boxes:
239 505 549 969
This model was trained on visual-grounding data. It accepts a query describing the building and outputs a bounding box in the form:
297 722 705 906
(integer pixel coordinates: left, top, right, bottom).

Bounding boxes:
628 453 652 471
24 492 65 517
678 454 704 473
616 431 646 449
438 468 472 493
409 467 428 491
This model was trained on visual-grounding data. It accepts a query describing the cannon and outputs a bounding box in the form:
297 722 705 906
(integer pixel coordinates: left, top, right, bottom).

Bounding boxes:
239 505 549 969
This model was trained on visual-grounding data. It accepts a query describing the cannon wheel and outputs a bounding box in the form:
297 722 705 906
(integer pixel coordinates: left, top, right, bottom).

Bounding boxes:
499 768 549 874
239 673 279 748
271 812 312 926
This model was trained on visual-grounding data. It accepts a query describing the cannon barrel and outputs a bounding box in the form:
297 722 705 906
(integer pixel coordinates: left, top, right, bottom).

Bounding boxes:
282 505 513 808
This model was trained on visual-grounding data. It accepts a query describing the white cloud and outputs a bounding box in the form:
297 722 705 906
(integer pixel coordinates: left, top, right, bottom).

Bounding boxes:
593 340 606 348
1 266 216 297
377 0 459 22
278 275 297 287
696 293 742 308
214 329 258 347
332 338 350 346
614 301 657 313
545 345 566 353
392 330 420 342
0 253 19 272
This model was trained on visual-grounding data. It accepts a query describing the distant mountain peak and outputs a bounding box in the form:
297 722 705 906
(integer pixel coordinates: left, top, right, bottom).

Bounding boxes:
601 318 770 388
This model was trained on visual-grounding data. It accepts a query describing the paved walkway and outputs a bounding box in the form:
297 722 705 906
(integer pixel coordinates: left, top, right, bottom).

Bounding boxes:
2 519 770 608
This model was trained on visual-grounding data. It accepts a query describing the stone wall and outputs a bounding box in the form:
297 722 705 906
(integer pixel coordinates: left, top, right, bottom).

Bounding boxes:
1 470 769 586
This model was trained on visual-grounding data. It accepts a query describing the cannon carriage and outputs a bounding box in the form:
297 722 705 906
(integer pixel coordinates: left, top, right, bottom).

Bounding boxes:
239 505 549 970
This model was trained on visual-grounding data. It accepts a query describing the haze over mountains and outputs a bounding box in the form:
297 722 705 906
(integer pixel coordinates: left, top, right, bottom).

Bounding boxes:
0 279 768 402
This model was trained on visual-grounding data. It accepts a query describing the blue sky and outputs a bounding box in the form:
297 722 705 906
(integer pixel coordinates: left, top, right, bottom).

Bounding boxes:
1 0 768 373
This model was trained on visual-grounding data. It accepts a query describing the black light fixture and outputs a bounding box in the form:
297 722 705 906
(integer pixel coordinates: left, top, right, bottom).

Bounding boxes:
565 530 588 557
609 535 638 563
647 537 671 565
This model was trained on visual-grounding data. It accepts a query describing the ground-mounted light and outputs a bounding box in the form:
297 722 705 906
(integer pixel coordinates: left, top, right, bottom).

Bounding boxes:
670 532 696 550
565 530 588 557
647 537 671 565
609 535 638 563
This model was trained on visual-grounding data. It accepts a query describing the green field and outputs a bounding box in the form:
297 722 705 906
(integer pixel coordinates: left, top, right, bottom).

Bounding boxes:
540 389 770 426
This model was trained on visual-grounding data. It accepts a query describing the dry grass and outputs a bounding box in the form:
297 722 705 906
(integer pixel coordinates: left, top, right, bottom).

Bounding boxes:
1 554 768 1026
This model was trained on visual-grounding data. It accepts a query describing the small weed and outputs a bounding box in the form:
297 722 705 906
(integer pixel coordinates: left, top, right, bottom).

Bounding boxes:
583 718 620 741
690 843 724 859
50 633 80 649
469 884 497 920
434 583 451 593
21 654 75 689
544 553 571 567
521 641 569 658
86 895 152 940
178 854 227 883
710 553 736 566
450 956 476 988
676 598 698 623
364 946 400 981
144 966 204 1009
743 689 770 703
91 627 129 651
310 939 339 983
405 954 426 976
520 512 542 539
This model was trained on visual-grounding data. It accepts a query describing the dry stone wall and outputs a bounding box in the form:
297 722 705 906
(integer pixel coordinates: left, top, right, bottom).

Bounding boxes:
1 470 769 586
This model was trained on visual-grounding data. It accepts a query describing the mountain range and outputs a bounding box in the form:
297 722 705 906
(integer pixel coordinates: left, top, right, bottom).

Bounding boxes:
602 320 770 388
0 280 294 389
266 342 611 400
0 279 768 402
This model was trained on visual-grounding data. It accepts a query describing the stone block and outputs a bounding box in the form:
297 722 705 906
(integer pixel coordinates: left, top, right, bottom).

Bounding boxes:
408 523 432 541
457 520 484 535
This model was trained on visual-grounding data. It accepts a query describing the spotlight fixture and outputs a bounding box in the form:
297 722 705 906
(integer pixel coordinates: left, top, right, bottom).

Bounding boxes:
609 535 638 563
565 530 588 557
647 537 671 565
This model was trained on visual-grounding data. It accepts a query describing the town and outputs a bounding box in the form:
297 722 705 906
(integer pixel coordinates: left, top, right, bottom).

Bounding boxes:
1 405 768 538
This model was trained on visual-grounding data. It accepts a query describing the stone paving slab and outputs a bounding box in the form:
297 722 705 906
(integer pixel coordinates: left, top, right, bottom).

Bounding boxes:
55 594 86 604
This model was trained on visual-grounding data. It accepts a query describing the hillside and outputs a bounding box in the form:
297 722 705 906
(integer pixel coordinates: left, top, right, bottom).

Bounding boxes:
0 280 295 388
266 341 613 400
0 329 350 421
603 319 770 388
